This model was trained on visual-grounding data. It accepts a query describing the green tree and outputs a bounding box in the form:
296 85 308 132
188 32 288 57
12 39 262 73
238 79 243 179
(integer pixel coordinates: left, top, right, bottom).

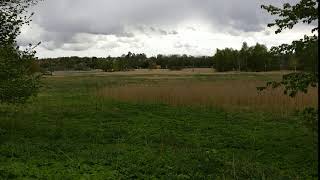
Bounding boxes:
288 56 300 72
248 43 269 72
260 0 318 97
239 42 249 71
98 59 113 72
215 48 239 72
260 0 318 133
0 0 41 104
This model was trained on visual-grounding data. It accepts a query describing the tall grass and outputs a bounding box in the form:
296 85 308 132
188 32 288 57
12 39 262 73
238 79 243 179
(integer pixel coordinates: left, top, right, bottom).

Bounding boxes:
98 80 318 113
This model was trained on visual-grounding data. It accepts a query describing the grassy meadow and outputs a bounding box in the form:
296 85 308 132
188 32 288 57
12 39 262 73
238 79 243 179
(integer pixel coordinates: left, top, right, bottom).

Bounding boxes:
0 70 318 179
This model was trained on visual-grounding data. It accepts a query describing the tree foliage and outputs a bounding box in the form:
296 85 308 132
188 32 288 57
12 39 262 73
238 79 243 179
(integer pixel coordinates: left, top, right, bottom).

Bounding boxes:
213 43 276 72
259 0 318 94
261 0 318 34
38 53 213 72
37 44 317 73
0 0 41 104
260 0 318 133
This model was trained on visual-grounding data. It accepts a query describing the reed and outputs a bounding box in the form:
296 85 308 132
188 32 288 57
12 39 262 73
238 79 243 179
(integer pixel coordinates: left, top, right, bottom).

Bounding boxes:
98 80 318 113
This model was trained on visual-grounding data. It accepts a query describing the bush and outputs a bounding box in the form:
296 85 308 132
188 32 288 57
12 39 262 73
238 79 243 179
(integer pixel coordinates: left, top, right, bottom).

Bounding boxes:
74 62 90 71
0 0 41 104
300 107 318 134
0 46 41 104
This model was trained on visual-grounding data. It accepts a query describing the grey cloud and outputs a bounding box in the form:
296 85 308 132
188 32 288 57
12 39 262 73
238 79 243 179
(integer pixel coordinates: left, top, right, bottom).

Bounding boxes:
159 29 167 35
264 30 271 36
115 32 135 38
32 0 282 35
32 0 192 37
117 37 140 44
136 26 178 36
170 31 178 35
60 43 94 51
39 32 92 50
187 27 196 31
42 41 94 51
197 0 276 33
42 41 58 51
129 42 145 49
99 42 120 50
152 28 179 36
17 37 34 47
25 0 298 52
174 42 197 49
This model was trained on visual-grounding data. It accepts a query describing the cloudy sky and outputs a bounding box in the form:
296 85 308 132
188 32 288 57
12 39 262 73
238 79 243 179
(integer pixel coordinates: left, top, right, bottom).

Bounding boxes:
17 0 315 58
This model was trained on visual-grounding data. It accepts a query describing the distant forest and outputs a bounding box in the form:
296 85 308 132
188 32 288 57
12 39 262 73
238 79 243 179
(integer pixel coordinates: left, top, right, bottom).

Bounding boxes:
38 42 318 73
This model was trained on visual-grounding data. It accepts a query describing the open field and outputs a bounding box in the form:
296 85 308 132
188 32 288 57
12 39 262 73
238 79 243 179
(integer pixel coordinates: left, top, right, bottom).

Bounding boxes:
0 71 318 179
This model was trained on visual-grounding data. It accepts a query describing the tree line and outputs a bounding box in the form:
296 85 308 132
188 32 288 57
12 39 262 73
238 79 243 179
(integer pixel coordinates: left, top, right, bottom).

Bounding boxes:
38 53 213 72
38 41 317 73
214 42 318 72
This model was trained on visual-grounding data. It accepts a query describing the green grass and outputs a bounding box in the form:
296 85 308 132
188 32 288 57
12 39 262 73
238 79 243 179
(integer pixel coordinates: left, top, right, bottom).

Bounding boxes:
0 74 317 179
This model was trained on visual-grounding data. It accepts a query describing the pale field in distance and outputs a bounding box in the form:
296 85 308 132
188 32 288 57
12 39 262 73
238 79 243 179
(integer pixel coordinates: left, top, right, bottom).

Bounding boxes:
51 68 295 77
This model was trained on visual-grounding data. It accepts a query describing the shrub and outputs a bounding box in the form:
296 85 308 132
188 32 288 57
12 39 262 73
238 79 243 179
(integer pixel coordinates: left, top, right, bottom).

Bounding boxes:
0 46 41 104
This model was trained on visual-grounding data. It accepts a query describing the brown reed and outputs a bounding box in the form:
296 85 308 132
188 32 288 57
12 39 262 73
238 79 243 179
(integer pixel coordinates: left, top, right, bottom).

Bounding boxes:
97 80 318 113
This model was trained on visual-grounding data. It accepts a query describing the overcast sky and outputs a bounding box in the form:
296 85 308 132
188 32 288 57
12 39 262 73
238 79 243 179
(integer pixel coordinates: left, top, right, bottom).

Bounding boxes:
17 0 315 58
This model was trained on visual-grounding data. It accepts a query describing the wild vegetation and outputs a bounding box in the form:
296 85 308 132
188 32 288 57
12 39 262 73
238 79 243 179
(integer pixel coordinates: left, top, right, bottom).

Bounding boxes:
0 74 318 179
99 78 317 113
0 0 318 179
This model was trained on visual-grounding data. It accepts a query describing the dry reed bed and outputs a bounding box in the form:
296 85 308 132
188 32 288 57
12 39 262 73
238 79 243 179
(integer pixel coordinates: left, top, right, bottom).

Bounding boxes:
97 80 318 112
